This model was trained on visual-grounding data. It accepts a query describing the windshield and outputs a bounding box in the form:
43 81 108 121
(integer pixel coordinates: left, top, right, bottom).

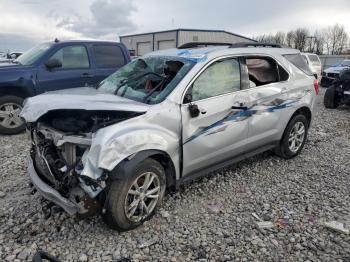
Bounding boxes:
16 43 52 65
98 56 195 104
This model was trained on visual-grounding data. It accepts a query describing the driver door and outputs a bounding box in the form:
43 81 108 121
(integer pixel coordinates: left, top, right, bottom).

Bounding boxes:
181 57 251 176
36 45 94 94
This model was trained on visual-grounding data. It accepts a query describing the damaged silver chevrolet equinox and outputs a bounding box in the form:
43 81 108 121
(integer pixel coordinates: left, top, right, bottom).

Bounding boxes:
21 42 318 231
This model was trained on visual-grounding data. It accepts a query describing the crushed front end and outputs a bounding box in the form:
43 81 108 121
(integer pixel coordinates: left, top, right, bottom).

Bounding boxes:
26 109 142 216
28 124 104 216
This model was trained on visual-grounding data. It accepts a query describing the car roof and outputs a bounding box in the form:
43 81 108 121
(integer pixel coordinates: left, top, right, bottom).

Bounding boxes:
147 46 300 61
301 52 319 56
48 40 122 45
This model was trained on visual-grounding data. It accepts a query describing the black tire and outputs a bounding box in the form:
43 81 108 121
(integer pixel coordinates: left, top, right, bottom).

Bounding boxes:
0 95 25 135
102 158 166 231
324 86 339 109
274 114 308 159
320 77 330 88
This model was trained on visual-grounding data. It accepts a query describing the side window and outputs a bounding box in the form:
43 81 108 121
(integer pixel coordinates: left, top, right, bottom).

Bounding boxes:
190 58 240 101
302 55 309 64
93 45 125 68
50 45 89 69
246 57 289 87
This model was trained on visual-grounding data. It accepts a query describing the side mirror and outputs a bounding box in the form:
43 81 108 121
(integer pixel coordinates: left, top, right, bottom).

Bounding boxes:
188 103 200 118
45 58 62 70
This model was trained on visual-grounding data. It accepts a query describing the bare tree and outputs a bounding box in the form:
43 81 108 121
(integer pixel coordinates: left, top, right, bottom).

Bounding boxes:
293 28 309 51
274 32 286 45
253 34 276 43
324 24 349 54
306 36 316 53
252 24 348 54
285 31 295 48
314 30 325 55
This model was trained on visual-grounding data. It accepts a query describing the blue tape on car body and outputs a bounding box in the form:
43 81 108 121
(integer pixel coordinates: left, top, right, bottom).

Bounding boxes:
177 50 207 63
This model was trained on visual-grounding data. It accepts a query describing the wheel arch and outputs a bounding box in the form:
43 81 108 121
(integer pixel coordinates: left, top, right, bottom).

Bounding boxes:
108 149 177 188
291 106 312 127
0 86 34 98
277 105 312 143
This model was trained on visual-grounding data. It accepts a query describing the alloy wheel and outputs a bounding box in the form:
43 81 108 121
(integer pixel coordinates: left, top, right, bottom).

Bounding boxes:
124 172 161 222
0 103 23 129
288 121 305 153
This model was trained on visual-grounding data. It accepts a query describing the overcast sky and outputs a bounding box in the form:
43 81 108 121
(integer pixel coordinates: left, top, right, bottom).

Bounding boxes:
0 0 349 51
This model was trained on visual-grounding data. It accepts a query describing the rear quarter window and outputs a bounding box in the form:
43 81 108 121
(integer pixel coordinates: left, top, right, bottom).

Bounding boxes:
93 45 125 68
283 54 313 76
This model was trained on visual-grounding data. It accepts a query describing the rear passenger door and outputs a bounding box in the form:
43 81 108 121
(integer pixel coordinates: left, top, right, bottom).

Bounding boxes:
91 44 127 86
243 56 290 150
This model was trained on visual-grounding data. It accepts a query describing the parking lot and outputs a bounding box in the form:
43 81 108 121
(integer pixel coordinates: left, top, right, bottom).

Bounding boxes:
0 88 349 261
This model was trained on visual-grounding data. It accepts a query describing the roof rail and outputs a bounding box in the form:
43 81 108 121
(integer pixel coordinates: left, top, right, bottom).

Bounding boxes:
177 42 283 50
230 42 282 48
178 42 233 49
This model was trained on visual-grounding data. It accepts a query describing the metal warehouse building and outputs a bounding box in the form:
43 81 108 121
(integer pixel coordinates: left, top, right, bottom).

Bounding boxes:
120 28 256 56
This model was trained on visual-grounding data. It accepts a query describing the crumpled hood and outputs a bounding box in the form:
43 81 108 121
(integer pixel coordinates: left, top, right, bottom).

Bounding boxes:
324 66 350 74
20 87 151 122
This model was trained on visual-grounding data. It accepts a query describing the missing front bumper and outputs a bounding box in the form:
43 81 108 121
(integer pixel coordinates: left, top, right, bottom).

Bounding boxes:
28 155 82 215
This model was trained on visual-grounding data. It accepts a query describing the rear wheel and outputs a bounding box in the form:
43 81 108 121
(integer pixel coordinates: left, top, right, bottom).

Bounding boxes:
0 95 25 134
102 158 166 231
324 86 339 109
274 115 308 159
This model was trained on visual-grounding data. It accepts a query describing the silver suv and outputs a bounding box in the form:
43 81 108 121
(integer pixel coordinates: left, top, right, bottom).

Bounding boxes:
21 43 319 231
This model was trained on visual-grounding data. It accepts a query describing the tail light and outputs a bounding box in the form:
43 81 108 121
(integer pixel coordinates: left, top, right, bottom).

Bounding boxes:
313 79 319 95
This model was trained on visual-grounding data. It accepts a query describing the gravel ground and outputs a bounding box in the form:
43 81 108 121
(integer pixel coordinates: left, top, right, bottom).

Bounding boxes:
0 88 349 262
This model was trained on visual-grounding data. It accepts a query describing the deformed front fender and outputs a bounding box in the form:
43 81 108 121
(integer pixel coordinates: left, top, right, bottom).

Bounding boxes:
81 122 180 180
108 149 170 181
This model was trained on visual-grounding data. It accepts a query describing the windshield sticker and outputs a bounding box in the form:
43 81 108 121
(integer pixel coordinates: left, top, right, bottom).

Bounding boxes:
177 50 207 63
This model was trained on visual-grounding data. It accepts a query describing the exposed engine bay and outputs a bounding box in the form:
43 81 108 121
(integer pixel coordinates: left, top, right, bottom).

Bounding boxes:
28 109 143 215
38 109 142 133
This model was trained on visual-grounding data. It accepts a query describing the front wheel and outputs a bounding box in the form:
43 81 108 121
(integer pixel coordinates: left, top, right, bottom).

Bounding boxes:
274 115 308 159
102 158 166 231
0 95 25 135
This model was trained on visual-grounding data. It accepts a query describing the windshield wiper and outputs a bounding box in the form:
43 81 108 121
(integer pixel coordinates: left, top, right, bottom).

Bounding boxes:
114 78 129 95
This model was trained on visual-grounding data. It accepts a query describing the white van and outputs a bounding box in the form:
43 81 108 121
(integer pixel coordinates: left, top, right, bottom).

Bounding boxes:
301 53 322 79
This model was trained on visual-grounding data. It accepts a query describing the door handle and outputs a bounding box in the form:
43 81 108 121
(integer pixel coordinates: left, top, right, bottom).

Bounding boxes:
81 73 94 78
232 106 248 110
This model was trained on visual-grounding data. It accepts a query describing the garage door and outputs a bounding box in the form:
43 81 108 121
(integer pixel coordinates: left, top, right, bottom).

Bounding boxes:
137 42 152 56
158 40 175 50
